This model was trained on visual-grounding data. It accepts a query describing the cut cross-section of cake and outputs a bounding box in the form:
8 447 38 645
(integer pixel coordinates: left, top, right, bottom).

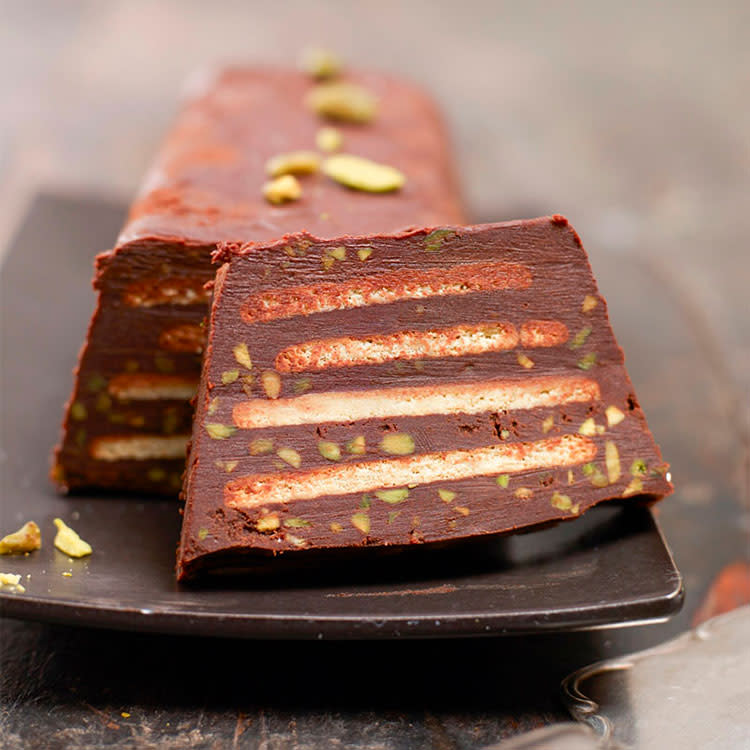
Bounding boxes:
52 66 465 495
177 215 672 579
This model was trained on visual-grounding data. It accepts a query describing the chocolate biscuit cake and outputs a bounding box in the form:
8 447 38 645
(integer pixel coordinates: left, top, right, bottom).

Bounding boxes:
177 216 672 579
53 66 464 494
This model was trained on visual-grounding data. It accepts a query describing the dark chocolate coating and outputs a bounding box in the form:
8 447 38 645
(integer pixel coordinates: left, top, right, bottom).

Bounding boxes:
53 67 465 494
177 216 672 579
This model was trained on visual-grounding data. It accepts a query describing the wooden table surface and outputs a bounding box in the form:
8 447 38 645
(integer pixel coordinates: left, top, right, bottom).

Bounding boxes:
1 1 748 747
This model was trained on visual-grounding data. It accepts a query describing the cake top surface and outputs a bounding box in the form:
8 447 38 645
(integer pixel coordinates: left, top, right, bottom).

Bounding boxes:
116 66 465 249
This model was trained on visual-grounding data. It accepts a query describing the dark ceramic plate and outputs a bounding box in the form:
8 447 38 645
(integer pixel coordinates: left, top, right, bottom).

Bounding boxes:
0 194 683 639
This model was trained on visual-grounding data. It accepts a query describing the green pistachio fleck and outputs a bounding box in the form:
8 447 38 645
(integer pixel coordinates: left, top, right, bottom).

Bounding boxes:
500 430 511 440
387 511 401 524
95 393 112 412
359 496 372 510
380 432 415 456
496 474 510 488
582 463 597 476
623 477 644 496
222 369 240 385
351 513 371 534
577 352 597 370
307 82 377 123
147 467 166 482
216 459 238 473
582 295 598 313
550 491 573 511
257 514 280 532
329 522 343 533
605 441 621 483
207 397 219 416
206 423 236 440
590 470 609 488
233 343 253 370
345 436 366 455
198 528 209 540
438 489 456 503
249 438 274 456
424 229 456 252
375 488 409 504
357 248 373 261
631 459 648 476
322 154 405 193
86 374 107 393
277 447 302 468
71 402 87 421
154 355 175 373
328 246 346 261
285 518 311 528
318 440 342 461
569 326 593 350
293 377 312 394
241 374 254 397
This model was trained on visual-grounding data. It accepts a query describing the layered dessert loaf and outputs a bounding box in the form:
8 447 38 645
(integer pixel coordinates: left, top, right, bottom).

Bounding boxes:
53 66 465 494
177 216 672 579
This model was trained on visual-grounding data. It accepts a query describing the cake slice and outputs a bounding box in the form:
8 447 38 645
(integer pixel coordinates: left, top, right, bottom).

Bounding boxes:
177 215 672 579
52 66 464 495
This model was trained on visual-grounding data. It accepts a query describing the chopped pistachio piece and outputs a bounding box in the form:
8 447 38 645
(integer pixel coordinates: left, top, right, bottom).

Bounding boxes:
351 512 371 534
300 47 342 79
198 528 209 540
590 470 609 488
569 326 592 350
256 514 280 532
316 126 343 152
606 405 625 427
70 402 87 421
577 352 597 370
95 392 112 412
147 467 166 482
550 492 573 511
0 521 41 555
307 82 377 123
154 355 175 373
423 229 455 252
387 511 401 524
293 377 312 394
496 474 510 488
542 415 554 433
263 174 302 205
207 397 220 415
568 469 575 485
222 369 240 384
322 154 405 193
582 462 596 476
215 459 238 473
53 518 92 558
454 506 470 516
318 440 342 461
579 418 598 437
327 246 346 261
241 374 254 397
500 429 511 440
375 488 409 504
379 432 415 455
285 518 311 528
249 438 274 455
206 423 236 440
359 495 372 510
631 458 648 476
330 522 343 533
345 435 366 455
357 247 373 261
582 295 598 313
623 477 644 496
261 371 282 399
233 343 253 370
514 487 533 500
438 489 456 503
277 447 302 469
605 441 621 483
265 150 320 178
516 353 535 369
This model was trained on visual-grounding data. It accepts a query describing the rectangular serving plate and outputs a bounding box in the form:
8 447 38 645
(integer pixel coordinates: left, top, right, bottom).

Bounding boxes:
0 193 683 639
